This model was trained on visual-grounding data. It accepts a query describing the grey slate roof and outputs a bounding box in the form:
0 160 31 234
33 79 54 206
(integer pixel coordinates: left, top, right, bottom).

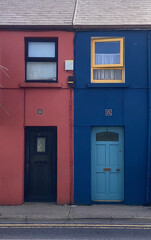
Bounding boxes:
0 0 151 28
74 0 151 27
0 0 76 26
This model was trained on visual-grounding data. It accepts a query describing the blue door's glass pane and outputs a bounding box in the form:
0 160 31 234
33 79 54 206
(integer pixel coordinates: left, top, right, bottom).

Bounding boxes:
96 132 119 141
95 41 120 65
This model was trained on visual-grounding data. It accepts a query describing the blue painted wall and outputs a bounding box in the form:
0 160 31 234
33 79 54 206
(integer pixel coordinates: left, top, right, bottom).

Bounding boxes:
74 31 148 205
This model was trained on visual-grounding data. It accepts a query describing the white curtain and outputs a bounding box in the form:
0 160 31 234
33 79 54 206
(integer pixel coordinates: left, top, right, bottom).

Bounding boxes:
95 53 120 65
93 69 122 80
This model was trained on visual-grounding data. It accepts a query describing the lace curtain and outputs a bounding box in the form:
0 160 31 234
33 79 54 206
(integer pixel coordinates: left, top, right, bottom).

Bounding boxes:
95 53 120 65
93 69 122 80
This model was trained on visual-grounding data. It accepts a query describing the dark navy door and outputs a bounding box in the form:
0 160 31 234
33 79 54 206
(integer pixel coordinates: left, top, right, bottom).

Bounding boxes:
91 127 124 201
25 127 57 202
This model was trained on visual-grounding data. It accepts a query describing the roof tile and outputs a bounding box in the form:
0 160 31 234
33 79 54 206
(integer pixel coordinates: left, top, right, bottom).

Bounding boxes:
74 0 151 26
0 0 76 26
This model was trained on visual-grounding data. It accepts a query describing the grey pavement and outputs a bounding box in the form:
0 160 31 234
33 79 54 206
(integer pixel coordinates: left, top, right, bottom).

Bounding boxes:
0 203 151 223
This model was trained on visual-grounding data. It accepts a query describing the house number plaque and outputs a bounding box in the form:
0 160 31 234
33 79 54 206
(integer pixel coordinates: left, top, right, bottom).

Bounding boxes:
105 109 112 116
37 108 43 115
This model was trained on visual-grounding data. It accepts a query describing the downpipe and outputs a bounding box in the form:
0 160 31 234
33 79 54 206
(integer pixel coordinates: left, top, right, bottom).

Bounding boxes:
146 31 151 204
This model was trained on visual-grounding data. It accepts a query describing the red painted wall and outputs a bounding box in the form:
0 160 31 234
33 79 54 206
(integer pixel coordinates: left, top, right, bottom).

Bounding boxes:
0 31 74 205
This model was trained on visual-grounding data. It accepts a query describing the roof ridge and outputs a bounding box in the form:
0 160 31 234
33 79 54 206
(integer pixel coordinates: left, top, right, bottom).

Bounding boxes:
72 0 78 25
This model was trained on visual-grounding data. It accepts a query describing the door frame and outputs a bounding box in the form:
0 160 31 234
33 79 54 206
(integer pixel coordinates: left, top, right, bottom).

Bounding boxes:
91 126 124 203
24 126 57 202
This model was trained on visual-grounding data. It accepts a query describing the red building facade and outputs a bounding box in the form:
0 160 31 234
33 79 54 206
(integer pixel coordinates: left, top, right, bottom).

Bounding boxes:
0 31 74 205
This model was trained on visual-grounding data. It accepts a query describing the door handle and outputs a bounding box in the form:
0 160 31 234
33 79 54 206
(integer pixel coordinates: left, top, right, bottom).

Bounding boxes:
116 168 120 171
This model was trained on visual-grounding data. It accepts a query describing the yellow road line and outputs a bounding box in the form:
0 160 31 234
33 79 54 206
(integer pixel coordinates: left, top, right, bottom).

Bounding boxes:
0 224 151 226
0 224 151 229
21 226 151 229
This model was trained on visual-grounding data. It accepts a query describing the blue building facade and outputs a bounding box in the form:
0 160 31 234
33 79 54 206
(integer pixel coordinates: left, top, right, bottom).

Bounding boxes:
74 30 151 205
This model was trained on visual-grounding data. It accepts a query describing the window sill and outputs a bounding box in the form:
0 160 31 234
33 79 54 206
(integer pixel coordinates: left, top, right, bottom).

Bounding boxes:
87 83 129 88
19 82 62 88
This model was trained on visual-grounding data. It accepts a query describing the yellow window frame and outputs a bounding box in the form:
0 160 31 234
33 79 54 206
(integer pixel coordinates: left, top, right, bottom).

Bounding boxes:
91 38 124 83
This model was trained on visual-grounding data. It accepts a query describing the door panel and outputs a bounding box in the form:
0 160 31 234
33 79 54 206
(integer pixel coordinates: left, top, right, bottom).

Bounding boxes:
96 173 106 194
109 144 119 166
91 127 124 201
25 127 57 202
96 145 106 166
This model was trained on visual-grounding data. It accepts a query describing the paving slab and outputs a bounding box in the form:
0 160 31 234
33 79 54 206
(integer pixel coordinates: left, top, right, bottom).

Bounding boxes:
0 203 70 222
69 205 151 219
0 203 151 223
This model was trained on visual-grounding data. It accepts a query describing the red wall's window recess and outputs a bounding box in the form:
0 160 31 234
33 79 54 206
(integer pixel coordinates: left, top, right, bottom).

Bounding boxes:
25 38 58 82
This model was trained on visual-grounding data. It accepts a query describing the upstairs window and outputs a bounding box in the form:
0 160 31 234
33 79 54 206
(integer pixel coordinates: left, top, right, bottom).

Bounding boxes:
25 38 58 82
91 38 124 83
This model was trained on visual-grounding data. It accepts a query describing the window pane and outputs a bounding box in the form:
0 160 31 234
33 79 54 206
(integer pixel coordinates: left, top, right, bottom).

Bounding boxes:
27 62 56 81
37 137 46 152
95 41 120 65
28 42 55 58
96 132 119 141
93 69 122 80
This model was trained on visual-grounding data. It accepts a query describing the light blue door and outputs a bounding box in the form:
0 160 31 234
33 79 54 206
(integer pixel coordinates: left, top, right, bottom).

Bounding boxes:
91 127 124 201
